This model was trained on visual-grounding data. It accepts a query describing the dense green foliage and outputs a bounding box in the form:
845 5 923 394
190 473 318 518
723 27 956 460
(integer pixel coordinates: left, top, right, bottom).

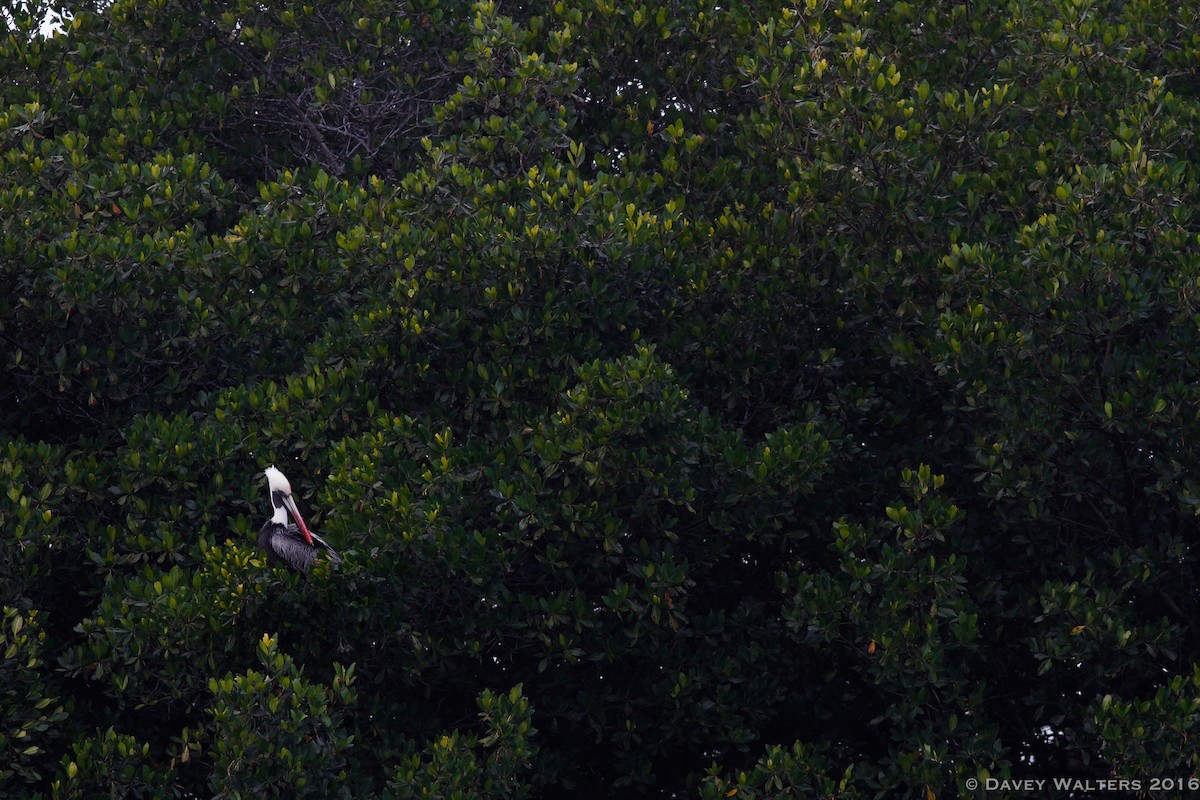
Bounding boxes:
3 0 1200 796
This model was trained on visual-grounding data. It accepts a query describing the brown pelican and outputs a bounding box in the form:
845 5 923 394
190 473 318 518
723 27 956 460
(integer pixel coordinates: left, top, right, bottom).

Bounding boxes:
259 466 341 573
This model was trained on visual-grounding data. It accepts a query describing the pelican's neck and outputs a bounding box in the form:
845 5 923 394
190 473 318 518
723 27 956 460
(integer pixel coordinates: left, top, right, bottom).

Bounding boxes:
270 493 288 526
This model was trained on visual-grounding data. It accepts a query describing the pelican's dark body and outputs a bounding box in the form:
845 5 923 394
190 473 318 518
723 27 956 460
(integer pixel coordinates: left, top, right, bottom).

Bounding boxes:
258 521 341 574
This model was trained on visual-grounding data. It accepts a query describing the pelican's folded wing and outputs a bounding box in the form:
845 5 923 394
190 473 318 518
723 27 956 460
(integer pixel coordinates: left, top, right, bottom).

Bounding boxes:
310 530 342 564
269 526 319 574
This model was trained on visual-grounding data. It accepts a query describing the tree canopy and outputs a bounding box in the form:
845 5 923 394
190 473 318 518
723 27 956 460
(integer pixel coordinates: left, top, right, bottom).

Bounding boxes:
3 0 1200 797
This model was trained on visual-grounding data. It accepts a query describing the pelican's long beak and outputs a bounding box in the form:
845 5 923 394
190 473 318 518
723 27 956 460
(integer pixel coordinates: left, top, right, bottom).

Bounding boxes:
282 494 314 545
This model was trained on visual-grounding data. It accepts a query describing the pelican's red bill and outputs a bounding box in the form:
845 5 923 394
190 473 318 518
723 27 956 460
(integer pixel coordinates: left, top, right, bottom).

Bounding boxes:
281 494 314 545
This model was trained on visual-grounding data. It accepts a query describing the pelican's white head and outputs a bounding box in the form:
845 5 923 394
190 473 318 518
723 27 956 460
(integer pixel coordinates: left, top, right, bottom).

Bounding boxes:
264 465 293 496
